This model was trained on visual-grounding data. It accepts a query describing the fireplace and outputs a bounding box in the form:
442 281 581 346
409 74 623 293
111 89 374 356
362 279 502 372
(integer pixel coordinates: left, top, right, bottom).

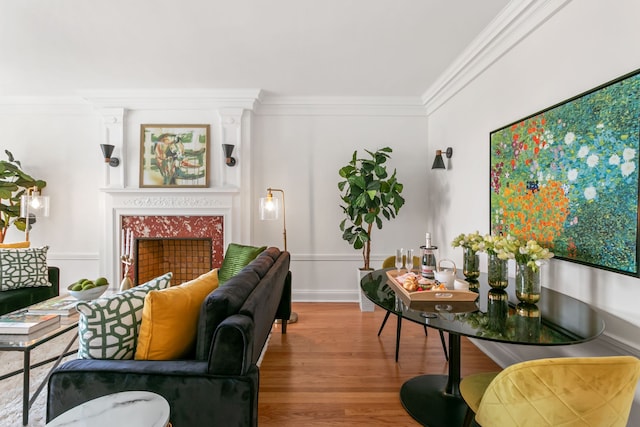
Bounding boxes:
122 215 224 286
100 187 247 287
136 238 212 285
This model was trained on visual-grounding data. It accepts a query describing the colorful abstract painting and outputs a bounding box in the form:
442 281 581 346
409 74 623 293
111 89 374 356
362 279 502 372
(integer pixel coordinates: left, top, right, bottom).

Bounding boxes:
490 69 640 276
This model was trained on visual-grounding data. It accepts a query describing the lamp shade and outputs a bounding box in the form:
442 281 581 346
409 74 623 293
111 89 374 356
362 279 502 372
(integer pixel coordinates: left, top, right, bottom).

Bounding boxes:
259 196 279 220
432 150 446 169
20 192 50 218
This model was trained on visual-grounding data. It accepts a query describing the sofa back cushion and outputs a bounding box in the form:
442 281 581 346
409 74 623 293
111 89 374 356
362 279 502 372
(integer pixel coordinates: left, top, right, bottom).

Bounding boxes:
240 250 289 364
246 248 278 278
195 268 260 359
135 269 219 360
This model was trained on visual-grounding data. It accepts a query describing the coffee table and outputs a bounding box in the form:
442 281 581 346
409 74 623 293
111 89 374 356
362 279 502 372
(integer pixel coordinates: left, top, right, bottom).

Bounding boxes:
46 390 171 426
360 269 605 427
0 311 79 426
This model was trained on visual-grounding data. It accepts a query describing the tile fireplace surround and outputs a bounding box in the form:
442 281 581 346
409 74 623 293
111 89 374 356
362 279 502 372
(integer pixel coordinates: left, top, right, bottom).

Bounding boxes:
123 215 223 284
100 188 243 285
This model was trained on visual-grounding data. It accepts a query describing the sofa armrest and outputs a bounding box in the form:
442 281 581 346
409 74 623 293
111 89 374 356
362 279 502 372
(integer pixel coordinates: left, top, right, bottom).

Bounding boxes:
275 270 292 332
47 359 259 426
48 266 60 295
208 313 254 375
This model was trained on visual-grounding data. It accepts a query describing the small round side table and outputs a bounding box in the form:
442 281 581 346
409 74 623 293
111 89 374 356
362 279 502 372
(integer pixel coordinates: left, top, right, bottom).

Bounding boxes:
46 390 170 427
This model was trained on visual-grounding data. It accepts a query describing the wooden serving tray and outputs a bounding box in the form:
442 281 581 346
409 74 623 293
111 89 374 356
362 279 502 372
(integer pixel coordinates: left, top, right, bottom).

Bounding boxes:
385 270 479 308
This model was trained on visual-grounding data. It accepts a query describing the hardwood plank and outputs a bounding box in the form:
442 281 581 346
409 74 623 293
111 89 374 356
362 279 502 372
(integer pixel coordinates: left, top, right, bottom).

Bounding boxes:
259 302 500 426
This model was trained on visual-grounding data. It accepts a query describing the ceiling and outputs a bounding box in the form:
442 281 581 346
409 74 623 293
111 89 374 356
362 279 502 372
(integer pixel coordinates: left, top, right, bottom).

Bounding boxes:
0 0 510 98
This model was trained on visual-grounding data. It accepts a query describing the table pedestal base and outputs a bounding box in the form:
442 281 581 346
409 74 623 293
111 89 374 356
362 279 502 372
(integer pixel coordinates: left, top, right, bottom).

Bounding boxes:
400 375 468 427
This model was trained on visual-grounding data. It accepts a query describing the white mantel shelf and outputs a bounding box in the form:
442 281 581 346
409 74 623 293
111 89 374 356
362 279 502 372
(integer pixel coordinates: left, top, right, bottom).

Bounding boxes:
99 186 240 193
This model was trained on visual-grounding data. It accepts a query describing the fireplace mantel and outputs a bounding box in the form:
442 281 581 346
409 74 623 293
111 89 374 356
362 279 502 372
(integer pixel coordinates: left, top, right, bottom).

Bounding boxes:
100 187 245 284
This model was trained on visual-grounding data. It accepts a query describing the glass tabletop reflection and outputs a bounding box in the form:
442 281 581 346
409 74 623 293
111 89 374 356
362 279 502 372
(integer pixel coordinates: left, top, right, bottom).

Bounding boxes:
360 268 604 347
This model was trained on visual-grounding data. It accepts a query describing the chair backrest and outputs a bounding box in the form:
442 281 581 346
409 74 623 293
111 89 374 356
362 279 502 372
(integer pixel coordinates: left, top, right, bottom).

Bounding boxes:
475 355 640 427
382 255 421 269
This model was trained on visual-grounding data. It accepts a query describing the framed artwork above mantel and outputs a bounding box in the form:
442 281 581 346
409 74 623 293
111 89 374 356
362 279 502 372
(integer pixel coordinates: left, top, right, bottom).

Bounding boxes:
140 124 210 188
490 69 640 277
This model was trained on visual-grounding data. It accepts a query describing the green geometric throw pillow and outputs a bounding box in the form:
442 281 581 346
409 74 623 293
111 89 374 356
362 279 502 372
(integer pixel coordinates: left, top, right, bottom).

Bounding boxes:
218 243 266 284
76 272 172 360
0 246 50 291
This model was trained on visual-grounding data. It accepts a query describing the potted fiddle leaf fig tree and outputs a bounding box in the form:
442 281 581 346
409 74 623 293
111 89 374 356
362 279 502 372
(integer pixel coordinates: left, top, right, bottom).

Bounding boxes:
338 147 405 310
0 150 47 243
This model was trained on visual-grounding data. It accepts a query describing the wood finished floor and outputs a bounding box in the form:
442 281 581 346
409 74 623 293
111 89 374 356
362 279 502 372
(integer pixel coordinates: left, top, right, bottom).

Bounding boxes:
258 302 500 426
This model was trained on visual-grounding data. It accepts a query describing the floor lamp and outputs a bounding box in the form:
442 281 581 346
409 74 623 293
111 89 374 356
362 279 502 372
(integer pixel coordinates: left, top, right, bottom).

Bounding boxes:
259 188 298 324
20 186 50 242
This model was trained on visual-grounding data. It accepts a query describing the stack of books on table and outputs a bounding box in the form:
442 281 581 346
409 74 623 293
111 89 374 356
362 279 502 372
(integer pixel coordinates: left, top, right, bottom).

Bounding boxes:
0 311 60 335
27 295 79 317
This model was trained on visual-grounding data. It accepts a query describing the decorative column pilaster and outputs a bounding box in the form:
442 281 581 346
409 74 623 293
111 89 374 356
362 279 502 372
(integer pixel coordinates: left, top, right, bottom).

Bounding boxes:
218 108 250 243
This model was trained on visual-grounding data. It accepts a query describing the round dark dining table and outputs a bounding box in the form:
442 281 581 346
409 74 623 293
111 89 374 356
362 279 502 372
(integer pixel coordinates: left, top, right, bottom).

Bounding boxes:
360 268 605 427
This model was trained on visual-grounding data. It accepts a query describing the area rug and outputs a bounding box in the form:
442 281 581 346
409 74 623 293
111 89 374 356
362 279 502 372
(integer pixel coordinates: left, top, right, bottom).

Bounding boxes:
0 329 78 427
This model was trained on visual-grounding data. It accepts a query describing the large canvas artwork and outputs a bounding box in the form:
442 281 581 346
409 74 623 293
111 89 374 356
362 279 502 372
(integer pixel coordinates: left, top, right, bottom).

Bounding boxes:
490 69 640 276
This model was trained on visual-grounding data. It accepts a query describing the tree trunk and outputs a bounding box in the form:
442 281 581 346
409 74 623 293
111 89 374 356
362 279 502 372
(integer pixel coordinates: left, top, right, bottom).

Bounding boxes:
363 222 373 270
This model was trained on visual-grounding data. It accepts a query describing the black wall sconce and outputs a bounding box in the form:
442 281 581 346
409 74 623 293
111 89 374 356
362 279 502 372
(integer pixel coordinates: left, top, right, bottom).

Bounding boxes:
100 144 120 167
432 147 453 169
222 144 236 167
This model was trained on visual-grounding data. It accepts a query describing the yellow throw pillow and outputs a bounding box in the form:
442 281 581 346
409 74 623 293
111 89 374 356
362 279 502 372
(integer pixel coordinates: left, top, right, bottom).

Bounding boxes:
0 241 30 248
135 269 219 360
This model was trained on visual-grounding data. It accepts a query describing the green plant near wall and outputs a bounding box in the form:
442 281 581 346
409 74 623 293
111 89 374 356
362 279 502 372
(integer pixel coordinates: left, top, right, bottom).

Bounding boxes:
0 150 47 242
338 147 404 270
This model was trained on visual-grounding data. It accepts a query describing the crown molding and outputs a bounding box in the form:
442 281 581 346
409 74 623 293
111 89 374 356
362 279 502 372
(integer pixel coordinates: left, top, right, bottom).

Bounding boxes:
255 96 427 116
0 96 91 115
422 0 573 115
78 89 263 110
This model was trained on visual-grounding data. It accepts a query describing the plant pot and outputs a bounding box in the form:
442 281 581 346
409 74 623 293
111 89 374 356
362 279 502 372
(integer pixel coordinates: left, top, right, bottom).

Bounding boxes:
358 269 375 312
487 253 508 289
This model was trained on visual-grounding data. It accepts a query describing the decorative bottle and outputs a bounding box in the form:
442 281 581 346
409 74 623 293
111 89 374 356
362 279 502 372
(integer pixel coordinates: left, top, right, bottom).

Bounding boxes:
421 232 437 279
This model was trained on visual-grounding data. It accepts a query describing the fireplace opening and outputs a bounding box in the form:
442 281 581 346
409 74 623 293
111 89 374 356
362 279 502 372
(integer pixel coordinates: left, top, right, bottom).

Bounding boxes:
135 238 212 285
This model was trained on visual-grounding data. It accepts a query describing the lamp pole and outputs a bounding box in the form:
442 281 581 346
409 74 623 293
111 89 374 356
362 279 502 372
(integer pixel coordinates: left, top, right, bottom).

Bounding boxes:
267 188 287 251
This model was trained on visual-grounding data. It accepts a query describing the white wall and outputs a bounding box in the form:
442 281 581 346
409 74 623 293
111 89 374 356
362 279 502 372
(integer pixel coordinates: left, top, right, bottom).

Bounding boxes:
252 108 430 301
0 103 102 286
426 0 640 351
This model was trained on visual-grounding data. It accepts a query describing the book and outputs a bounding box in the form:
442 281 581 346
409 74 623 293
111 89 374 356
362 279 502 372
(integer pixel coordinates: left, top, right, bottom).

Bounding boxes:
0 311 60 334
27 295 78 316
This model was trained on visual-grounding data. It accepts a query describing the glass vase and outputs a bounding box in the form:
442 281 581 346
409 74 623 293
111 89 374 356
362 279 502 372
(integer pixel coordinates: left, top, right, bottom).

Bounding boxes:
487 253 508 289
515 262 541 304
462 247 480 280
515 302 541 342
487 289 508 334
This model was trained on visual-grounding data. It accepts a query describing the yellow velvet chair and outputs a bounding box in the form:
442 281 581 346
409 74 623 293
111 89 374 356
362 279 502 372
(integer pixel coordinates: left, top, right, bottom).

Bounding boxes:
380 255 448 362
460 355 640 427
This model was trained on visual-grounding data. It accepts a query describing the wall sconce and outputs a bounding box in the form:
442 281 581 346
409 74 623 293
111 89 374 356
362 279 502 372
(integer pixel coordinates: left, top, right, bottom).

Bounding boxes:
100 144 120 167
20 186 50 241
432 147 453 169
222 144 236 167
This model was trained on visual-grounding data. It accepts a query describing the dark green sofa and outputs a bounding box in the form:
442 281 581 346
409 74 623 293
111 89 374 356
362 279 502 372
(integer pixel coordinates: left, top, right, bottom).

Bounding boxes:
0 266 60 315
47 248 291 427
